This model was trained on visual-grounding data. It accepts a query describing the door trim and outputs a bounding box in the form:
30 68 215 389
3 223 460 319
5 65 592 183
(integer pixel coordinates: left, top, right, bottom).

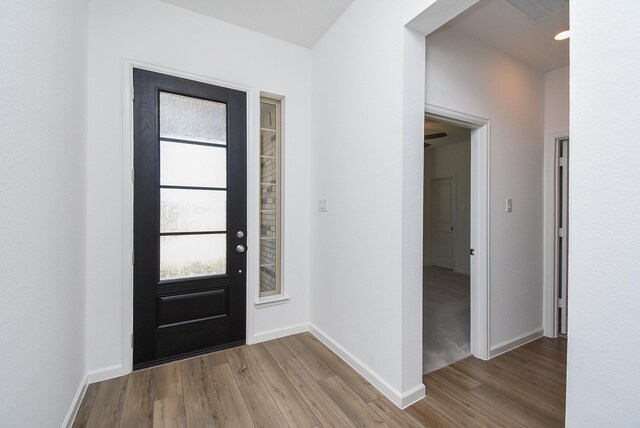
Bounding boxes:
121 59 259 375
424 103 491 360
543 131 570 337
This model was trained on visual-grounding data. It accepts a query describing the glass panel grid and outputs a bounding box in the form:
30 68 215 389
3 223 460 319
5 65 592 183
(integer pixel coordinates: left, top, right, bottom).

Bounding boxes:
157 91 229 282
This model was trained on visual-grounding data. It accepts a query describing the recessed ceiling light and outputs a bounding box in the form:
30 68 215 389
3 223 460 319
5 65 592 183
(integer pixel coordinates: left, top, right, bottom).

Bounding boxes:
554 30 570 41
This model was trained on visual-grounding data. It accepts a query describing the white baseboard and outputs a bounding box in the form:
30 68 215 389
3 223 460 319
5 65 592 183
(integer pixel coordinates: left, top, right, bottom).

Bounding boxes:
248 323 309 345
400 383 427 409
87 364 123 383
62 373 88 428
309 324 425 409
490 328 544 358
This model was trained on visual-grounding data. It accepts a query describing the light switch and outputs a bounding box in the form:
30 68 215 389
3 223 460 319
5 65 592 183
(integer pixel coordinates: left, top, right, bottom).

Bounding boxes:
506 198 513 213
318 198 329 212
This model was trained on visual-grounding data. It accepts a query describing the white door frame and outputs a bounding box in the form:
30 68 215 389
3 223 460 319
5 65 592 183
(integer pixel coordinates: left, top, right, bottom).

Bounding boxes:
543 131 569 337
424 104 491 360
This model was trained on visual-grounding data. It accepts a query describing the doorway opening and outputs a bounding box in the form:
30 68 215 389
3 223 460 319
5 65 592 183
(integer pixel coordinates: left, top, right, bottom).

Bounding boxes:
423 118 472 373
422 105 491 374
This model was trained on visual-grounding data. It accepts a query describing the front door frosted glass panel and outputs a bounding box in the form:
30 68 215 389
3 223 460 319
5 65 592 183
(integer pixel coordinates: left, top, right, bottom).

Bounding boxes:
160 92 227 144
160 141 227 188
158 91 228 281
160 189 226 233
160 234 226 280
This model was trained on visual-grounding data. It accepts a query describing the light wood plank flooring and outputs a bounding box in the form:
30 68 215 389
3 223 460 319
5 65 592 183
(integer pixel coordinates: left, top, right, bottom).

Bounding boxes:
73 333 421 428
73 334 566 427
408 336 567 427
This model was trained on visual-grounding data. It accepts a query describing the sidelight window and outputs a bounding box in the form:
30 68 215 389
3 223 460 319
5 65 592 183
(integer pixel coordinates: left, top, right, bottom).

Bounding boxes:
259 97 282 297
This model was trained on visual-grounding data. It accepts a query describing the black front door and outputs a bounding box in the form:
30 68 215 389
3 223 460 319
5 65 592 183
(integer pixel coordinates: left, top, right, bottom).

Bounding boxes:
133 68 247 369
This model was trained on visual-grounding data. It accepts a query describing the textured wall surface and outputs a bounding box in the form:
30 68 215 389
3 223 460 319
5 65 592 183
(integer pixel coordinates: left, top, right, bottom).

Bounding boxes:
566 1 640 425
310 0 443 403
0 0 88 425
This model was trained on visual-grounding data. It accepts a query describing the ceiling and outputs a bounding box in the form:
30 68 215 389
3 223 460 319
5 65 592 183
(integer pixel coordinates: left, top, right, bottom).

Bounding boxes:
425 119 471 148
159 0 353 48
158 0 567 69
440 0 569 72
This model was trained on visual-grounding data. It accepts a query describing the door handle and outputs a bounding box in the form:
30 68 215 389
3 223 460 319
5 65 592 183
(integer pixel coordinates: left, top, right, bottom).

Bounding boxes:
236 244 246 253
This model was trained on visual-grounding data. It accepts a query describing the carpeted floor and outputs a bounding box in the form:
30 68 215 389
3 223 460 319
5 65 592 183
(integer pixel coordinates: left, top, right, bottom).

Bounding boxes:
423 265 470 374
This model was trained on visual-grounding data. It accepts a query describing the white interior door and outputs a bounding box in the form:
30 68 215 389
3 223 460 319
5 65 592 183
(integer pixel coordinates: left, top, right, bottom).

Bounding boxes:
431 177 455 269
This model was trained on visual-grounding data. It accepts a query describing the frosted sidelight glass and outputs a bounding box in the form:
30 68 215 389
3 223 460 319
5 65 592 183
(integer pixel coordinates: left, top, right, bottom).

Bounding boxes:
160 234 226 280
160 141 226 188
260 102 277 130
160 92 226 144
161 189 226 233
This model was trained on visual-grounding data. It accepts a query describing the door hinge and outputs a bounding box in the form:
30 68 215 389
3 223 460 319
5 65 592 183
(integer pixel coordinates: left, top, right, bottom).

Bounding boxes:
559 227 565 238
558 298 566 309
131 86 135 101
131 333 134 348
131 168 135 183
470 248 475 256
131 250 135 266
558 156 566 167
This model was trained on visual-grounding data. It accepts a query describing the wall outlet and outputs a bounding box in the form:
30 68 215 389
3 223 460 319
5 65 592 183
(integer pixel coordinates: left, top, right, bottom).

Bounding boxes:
506 198 513 213
318 198 328 212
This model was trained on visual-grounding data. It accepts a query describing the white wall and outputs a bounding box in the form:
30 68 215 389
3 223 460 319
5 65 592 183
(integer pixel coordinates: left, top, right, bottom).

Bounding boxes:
0 0 88 425
86 0 311 378
310 0 448 406
566 1 640 425
545 66 569 136
425 27 546 349
424 141 472 274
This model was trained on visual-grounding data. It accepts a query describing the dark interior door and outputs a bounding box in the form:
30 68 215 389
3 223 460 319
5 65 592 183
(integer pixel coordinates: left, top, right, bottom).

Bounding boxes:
133 68 247 369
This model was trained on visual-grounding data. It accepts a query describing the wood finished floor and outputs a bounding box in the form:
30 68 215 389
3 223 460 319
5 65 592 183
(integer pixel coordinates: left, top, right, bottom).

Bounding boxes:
407 336 567 427
73 334 566 427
